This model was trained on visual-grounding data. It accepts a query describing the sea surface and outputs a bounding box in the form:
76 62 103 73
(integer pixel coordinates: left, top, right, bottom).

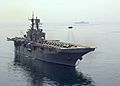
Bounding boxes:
0 22 120 86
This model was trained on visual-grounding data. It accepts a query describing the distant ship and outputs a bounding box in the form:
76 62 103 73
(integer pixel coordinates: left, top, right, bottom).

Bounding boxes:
8 14 95 66
75 21 89 24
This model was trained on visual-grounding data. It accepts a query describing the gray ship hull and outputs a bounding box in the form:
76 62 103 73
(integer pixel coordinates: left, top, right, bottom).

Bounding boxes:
15 45 95 66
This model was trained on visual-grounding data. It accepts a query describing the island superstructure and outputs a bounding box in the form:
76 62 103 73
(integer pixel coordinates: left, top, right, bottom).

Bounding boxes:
8 14 95 66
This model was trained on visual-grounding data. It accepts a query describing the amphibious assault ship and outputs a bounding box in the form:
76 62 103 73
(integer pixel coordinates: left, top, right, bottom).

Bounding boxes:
8 14 95 66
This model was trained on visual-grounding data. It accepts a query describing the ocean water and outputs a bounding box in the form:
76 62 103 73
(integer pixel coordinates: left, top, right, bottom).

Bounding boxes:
0 22 120 86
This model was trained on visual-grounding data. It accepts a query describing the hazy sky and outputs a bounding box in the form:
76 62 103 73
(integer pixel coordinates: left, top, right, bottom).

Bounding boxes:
0 0 120 23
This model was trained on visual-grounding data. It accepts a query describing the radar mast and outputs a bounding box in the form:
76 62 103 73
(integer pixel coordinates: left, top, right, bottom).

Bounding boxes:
29 13 42 30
